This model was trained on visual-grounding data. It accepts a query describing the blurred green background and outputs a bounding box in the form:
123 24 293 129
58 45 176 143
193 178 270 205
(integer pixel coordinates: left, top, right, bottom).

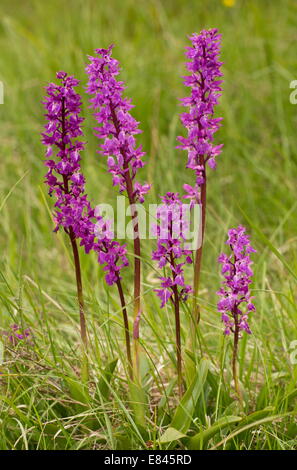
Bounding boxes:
0 0 296 354
0 0 297 450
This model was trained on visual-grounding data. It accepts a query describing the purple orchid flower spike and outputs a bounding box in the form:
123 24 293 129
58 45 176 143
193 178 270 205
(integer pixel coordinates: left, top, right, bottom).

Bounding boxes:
177 29 223 341
42 72 132 379
86 45 151 381
217 225 256 399
152 192 192 397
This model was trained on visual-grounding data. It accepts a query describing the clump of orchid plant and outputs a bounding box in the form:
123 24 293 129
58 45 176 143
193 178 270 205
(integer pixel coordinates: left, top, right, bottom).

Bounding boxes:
217 225 256 399
85 45 151 381
152 192 192 397
40 29 257 406
42 72 131 380
177 29 223 334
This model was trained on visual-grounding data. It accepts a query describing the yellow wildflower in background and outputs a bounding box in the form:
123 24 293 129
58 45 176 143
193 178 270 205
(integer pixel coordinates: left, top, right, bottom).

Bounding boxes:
222 0 236 7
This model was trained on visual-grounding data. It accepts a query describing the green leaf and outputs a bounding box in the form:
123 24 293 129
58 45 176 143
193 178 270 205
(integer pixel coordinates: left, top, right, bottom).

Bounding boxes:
160 427 186 444
97 358 118 400
188 416 242 450
239 406 274 428
140 352 151 386
280 389 297 408
211 410 291 450
64 377 90 407
129 381 148 431
184 348 197 388
170 358 210 434
158 378 176 416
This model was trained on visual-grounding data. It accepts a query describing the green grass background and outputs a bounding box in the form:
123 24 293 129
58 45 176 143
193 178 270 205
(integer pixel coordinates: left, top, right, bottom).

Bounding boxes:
0 0 296 450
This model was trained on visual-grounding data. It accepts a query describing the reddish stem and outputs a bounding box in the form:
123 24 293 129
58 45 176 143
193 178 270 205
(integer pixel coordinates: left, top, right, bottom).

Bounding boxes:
192 164 207 327
169 233 183 398
192 44 208 331
172 284 183 398
116 278 133 380
232 307 241 401
60 94 88 355
69 228 88 351
230 252 242 401
109 105 142 381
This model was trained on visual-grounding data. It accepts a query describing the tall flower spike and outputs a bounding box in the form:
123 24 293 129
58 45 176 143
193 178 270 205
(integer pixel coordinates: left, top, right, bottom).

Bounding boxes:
152 193 193 308
42 71 89 367
152 192 192 397
86 45 150 381
42 72 128 286
217 225 256 399
177 29 223 204
85 45 150 202
42 72 132 379
177 29 223 345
